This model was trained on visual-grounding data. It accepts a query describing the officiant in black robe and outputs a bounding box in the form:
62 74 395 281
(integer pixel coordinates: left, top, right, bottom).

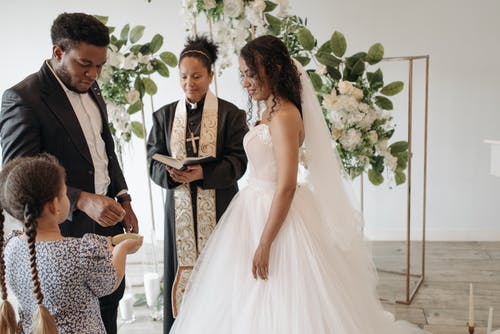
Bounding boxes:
146 36 248 332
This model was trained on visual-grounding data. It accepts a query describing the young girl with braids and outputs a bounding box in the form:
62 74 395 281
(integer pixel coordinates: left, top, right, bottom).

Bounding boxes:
0 155 143 334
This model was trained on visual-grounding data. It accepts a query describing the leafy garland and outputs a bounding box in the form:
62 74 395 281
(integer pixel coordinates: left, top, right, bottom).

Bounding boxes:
95 16 178 151
182 1 408 186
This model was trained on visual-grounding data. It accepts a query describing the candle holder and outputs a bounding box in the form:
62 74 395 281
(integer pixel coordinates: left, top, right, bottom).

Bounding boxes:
467 323 474 334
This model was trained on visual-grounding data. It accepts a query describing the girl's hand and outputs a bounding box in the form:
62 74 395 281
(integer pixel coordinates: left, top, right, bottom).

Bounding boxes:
252 242 271 280
119 236 144 255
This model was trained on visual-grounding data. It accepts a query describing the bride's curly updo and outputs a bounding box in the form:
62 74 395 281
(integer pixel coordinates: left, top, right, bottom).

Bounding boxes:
240 35 302 119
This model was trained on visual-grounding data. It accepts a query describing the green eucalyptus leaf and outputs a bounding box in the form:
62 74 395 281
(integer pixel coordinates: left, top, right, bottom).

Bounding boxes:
130 25 145 43
160 51 178 67
371 155 385 174
293 56 310 66
368 169 384 186
350 59 365 76
346 52 367 67
395 170 406 185
326 66 342 80
114 40 126 51
318 40 332 54
143 77 158 95
131 121 145 138
94 15 109 25
380 81 404 96
307 71 323 91
134 77 145 97
366 43 384 65
375 95 393 110
140 43 152 55
139 43 153 55
367 69 384 90
130 45 143 54
120 24 130 41
297 27 315 51
150 34 164 54
264 0 278 12
127 100 143 114
395 152 408 170
153 60 170 77
108 27 116 34
389 141 408 154
265 14 282 35
330 31 347 57
315 52 341 67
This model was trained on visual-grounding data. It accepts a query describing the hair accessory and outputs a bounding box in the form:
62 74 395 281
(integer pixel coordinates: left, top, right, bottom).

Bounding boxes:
181 49 210 61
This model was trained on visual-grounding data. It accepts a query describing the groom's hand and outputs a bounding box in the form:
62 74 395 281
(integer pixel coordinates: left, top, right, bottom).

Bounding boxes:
76 192 126 227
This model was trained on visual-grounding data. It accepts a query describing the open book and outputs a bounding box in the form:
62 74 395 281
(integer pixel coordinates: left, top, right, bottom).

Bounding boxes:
152 153 216 170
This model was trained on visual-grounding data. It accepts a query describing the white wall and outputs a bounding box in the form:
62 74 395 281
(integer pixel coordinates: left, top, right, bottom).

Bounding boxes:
1 0 499 241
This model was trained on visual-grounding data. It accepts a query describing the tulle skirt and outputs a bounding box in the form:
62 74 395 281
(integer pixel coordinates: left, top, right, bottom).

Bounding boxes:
170 180 427 334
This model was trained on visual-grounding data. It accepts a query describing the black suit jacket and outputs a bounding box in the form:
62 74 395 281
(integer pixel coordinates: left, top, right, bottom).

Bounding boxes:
0 61 127 237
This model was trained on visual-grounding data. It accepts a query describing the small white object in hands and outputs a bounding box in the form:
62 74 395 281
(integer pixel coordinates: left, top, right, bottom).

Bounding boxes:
112 233 142 245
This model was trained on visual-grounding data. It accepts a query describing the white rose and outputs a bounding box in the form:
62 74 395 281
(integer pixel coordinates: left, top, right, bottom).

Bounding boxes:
338 81 354 95
322 89 338 110
245 6 265 28
368 130 378 144
375 139 389 154
203 0 216 9
275 0 289 16
126 90 140 105
138 53 150 64
108 50 124 67
384 154 398 172
340 128 361 151
223 0 244 17
332 127 343 140
252 0 266 12
99 66 113 84
352 87 364 100
124 54 139 70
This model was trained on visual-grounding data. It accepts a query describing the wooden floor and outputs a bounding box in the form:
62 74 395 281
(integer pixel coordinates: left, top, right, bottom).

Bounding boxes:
119 241 500 334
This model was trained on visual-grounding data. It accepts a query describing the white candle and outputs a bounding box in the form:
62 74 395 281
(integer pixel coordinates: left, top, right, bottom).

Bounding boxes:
469 283 474 326
119 293 135 322
487 307 494 334
144 272 161 308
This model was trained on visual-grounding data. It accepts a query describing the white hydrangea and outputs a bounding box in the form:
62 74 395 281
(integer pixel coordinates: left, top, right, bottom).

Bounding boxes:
223 0 244 17
123 54 139 70
340 128 361 151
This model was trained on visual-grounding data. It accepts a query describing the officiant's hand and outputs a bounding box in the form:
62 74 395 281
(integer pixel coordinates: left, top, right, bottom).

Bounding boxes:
167 164 204 183
252 242 271 280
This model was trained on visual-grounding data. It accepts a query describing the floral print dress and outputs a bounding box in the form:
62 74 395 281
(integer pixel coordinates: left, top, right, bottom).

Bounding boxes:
5 232 117 334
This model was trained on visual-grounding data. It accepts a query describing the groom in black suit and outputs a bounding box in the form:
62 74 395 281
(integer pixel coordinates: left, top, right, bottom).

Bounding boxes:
0 12 138 334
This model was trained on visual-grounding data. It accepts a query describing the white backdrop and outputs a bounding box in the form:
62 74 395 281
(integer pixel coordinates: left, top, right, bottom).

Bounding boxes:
0 0 499 241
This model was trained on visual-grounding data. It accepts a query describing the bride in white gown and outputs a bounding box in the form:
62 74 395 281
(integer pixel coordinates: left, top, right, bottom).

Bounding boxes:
170 35 428 334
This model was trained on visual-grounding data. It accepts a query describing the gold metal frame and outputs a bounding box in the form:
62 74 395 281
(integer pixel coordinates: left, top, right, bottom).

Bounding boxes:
362 55 430 305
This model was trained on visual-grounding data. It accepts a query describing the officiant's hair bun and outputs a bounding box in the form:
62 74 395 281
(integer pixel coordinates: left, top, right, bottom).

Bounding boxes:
180 35 219 72
51 12 110 51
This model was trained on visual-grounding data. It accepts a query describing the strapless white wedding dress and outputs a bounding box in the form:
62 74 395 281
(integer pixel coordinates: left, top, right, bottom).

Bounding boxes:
170 124 428 334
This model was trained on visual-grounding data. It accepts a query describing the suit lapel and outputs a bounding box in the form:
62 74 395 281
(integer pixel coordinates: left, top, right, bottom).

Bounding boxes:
39 62 93 164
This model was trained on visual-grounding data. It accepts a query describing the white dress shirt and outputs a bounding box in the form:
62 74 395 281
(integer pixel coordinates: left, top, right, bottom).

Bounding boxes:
48 62 111 195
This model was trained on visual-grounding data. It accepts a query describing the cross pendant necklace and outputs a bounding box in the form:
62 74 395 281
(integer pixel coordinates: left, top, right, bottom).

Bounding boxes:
186 130 200 154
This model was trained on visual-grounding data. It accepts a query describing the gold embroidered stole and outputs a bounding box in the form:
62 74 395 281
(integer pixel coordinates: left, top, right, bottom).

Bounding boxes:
170 90 218 317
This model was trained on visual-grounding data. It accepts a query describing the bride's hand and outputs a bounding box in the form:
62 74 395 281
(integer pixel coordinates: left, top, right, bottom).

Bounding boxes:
252 242 271 280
